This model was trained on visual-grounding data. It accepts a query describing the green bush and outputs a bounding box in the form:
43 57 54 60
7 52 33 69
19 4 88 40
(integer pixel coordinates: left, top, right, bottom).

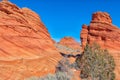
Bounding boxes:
76 43 115 80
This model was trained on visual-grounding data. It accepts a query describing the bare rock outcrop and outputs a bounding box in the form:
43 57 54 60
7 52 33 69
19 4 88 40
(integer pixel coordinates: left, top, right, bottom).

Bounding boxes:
59 37 81 49
80 11 120 80
80 12 120 50
0 1 61 80
80 24 88 49
91 12 112 24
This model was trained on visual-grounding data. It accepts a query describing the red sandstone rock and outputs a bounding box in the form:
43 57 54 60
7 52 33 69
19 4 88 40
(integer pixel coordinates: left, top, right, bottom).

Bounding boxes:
52 39 56 44
81 11 120 50
80 11 120 80
91 12 112 24
80 24 88 49
0 1 61 80
59 37 81 49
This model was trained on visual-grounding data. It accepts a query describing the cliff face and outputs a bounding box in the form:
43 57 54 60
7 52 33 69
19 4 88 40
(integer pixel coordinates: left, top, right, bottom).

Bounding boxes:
0 1 61 79
81 12 120 50
80 12 120 80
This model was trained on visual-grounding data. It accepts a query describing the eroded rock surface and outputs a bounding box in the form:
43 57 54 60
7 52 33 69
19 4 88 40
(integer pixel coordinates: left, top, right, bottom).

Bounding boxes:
81 12 120 50
59 37 81 49
80 11 120 80
0 1 61 80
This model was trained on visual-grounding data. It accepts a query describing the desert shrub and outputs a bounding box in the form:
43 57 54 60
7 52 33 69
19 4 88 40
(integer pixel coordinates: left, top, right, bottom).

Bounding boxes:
39 74 57 80
26 77 40 80
56 57 71 72
26 72 71 80
76 43 115 80
55 72 71 80
56 57 73 80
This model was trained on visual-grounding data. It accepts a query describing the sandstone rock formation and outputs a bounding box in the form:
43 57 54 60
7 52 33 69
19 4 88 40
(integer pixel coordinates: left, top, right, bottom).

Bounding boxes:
81 12 120 50
80 11 120 80
56 37 81 67
59 37 81 49
80 24 88 49
0 1 61 80
55 38 81 80
91 12 112 24
52 39 56 44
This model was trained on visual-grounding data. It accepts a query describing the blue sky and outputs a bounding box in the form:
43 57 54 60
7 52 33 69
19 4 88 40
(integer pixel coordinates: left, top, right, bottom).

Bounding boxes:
10 0 120 42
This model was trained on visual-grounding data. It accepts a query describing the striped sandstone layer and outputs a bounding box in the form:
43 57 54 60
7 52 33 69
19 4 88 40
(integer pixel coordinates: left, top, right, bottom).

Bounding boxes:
0 1 61 80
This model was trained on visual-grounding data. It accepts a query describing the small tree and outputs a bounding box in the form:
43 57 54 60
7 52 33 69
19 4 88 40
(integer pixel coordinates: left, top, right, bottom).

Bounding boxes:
76 43 115 80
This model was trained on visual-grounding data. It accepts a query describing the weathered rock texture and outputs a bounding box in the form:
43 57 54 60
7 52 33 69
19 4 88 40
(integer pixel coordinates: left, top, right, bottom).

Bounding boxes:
80 24 88 49
81 12 120 50
80 12 120 80
59 37 81 49
0 1 61 80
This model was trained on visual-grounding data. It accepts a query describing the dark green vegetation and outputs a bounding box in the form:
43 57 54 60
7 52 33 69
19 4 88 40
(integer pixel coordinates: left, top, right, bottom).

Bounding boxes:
76 44 115 80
